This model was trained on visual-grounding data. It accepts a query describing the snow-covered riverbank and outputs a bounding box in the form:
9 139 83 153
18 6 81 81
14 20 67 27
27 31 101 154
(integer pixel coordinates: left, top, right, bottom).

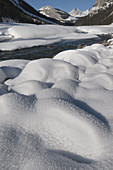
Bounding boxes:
0 23 113 51
0 23 113 169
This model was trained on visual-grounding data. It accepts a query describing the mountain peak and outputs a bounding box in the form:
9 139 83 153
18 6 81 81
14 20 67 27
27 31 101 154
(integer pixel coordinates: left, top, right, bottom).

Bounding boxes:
69 8 82 17
38 5 71 22
73 8 80 11
69 8 90 17
39 5 52 11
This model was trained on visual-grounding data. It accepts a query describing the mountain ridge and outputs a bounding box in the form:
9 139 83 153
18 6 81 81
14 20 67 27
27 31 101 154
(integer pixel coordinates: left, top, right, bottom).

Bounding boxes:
0 0 113 25
69 8 89 17
75 0 113 25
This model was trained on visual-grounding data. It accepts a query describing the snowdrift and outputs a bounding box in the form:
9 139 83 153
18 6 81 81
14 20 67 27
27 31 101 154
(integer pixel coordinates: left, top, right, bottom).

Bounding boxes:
0 43 113 169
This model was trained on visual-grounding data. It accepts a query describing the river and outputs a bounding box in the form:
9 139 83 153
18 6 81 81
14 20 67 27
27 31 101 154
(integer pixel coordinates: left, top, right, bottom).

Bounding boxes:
0 34 111 61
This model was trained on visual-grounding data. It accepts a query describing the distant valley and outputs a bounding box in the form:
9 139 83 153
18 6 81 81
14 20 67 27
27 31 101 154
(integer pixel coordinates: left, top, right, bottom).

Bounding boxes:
0 0 113 25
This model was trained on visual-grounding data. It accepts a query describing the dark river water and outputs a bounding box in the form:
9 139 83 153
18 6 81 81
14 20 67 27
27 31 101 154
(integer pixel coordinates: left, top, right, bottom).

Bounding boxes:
0 34 111 61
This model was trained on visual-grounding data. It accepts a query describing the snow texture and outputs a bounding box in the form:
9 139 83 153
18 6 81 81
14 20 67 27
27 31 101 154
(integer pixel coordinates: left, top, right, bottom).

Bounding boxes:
0 23 113 169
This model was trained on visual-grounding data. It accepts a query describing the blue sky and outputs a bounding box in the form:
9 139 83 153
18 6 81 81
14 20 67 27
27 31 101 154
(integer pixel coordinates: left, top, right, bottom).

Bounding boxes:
24 0 96 12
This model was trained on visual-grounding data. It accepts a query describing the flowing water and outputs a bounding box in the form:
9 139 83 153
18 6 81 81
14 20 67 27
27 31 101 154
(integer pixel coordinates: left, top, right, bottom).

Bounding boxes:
0 34 111 61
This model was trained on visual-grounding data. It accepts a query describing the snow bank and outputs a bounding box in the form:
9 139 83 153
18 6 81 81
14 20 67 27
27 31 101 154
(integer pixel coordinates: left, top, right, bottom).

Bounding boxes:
0 42 113 169
77 24 113 35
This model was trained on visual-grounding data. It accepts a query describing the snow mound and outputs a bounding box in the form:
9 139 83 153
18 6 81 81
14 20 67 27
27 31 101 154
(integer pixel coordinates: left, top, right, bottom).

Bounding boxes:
0 43 113 169
5 59 78 86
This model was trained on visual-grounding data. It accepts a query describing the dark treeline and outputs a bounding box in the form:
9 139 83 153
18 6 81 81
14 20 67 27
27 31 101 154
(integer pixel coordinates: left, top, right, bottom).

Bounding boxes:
0 0 42 24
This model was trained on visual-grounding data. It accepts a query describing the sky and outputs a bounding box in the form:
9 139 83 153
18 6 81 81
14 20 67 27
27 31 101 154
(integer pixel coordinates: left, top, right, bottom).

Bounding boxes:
24 0 96 12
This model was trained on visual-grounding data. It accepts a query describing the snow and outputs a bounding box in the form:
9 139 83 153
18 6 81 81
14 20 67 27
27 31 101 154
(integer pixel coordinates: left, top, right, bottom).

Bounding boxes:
1 23 113 51
0 39 113 169
0 23 98 51
39 5 53 11
0 23 113 169
77 24 113 35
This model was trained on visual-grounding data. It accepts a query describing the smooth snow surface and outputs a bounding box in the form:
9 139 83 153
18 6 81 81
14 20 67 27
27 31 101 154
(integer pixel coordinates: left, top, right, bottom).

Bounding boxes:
0 42 113 169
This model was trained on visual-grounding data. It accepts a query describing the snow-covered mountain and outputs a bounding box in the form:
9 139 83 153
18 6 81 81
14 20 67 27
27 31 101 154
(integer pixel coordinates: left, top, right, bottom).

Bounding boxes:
69 8 89 18
90 0 113 14
0 0 61 24
69 8 82 17
94 0 113 6
75 0 113 25
0 0 112 25
38 6 70 20
38 6 77 25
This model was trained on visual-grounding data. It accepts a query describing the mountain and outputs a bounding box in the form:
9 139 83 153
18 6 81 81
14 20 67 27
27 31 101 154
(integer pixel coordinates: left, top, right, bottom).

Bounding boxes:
38 1 113 26
38 5 77 25
69 8 82 17
38 6 70 21
0 0 112 26
0 0 61 24
75 0 113 25
69 8 89 17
